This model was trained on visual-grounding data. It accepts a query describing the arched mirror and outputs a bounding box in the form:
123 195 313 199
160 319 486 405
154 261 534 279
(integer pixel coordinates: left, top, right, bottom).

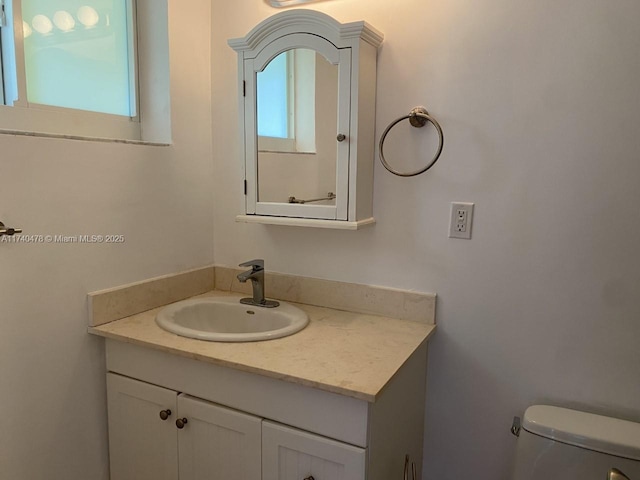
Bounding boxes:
257 49 339 209
229 10 383 229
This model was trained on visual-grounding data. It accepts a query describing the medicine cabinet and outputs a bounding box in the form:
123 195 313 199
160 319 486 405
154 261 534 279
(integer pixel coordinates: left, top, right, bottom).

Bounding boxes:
228 10 383 229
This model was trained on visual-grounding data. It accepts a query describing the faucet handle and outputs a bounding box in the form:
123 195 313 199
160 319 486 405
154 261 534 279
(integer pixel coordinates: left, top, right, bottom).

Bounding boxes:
239 259 264 271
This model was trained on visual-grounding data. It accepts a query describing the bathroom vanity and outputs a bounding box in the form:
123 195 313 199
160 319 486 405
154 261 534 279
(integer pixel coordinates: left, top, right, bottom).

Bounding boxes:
89 285 435 480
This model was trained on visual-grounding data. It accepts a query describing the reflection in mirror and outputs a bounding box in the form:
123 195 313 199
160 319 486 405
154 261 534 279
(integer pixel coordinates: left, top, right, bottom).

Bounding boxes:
256 48 338 205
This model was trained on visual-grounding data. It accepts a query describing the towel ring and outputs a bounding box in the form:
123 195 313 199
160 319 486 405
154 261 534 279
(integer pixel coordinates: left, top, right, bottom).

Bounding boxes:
379 106 444 177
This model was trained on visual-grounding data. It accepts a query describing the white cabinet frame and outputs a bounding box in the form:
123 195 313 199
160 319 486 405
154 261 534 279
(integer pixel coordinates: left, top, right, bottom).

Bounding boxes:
229 10 383 229
246 33 351 220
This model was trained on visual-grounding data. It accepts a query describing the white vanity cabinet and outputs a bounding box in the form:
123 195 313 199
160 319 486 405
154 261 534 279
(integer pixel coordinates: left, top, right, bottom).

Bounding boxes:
107 371 366 480
107 373 262 480
103 337 428 480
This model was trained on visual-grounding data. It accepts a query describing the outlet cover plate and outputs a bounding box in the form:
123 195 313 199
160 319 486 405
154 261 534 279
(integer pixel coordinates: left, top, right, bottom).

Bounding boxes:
449 202 474 239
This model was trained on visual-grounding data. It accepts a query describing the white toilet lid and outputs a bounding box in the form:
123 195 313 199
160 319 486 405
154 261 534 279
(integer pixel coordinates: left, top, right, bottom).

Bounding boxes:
523 405 640 461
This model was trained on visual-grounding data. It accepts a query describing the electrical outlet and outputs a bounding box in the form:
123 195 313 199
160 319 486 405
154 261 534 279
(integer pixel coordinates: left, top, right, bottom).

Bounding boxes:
449 202 474 239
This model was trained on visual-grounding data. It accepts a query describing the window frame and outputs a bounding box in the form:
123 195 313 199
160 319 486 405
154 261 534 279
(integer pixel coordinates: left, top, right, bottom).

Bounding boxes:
0 0 142 141
0 22 4 105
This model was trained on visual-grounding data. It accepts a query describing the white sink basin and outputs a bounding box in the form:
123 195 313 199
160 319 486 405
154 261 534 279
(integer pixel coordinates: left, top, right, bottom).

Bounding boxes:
155 296 309 342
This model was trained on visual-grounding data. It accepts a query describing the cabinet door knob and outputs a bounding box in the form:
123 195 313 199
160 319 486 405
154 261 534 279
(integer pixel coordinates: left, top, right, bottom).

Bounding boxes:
336 133 346 142
176 418 188 429
159 409 172 420
609 468 631 480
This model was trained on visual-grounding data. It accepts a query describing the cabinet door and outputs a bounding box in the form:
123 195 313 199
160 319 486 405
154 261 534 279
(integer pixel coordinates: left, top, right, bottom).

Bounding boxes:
244 33 352 221
106 373 178 480
262 421 366 480
177 394 262 480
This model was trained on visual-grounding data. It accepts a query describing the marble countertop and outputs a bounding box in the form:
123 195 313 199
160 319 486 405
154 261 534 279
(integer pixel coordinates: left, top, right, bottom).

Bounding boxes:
89 290 435 402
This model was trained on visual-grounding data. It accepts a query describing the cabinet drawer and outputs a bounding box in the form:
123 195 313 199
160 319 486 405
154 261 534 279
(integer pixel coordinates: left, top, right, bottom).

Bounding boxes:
262 421 366 480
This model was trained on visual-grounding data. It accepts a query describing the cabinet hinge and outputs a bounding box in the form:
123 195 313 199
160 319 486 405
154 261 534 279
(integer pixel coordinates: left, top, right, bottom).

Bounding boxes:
243 179 247 195
243 81 246 97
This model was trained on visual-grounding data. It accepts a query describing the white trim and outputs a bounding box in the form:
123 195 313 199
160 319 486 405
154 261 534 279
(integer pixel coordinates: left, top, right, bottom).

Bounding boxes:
0 37 4 105
126 0 140 118
255 201 337 219
258 135 296 152
136 0 171 143
236 214 375 230
9 0 26 107
0 127 169 146
0 0 5 104
0 0 19 105
0 103 141 140
252 34 340 74
334 47 351 220
243 57 257 214
227 9 383 52
246 33 346 221
286 48 294 138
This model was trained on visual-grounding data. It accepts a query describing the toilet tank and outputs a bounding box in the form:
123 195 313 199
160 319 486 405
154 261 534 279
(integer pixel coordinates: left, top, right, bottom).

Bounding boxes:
512 405 640 480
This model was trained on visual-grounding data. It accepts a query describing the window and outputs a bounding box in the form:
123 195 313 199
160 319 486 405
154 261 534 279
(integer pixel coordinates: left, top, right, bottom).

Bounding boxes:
0 0 169 142
257 50 290 139
256 48 316 154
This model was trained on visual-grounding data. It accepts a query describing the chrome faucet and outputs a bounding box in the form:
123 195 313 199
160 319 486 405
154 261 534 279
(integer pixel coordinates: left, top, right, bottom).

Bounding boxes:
237 259 280 308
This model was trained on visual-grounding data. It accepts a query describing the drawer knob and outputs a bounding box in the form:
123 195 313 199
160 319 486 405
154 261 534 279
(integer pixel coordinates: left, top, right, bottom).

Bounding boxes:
303 477 315 480
159 409 172 420
176 418 188 429
609 468 630 480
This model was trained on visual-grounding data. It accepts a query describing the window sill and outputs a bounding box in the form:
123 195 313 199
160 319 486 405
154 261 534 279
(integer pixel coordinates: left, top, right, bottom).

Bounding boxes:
0 128 171 146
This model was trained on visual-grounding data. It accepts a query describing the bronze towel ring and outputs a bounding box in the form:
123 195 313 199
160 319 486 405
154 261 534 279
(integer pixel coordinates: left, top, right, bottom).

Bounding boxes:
379 106 444 177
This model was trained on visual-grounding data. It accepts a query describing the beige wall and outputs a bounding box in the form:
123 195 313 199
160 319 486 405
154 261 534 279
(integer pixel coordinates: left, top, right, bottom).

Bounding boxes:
0 1 213 478
3 1 639 479
212 1 640 479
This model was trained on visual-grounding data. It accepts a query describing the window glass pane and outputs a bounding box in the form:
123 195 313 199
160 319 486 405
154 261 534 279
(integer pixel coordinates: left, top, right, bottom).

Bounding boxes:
21 0 134 116
257 51 289 138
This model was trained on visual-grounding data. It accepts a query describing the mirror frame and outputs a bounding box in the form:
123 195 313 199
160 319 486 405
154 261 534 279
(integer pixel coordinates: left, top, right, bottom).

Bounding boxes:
229 10 383 229
250 35 350 220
